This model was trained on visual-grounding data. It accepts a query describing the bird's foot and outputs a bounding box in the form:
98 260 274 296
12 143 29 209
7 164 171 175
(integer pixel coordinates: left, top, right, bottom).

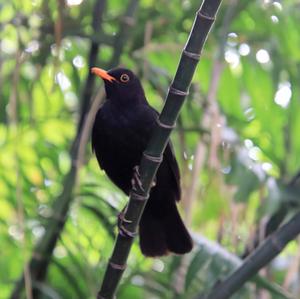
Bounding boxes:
131 165 144 192
118 210 132 226
118 209 137 238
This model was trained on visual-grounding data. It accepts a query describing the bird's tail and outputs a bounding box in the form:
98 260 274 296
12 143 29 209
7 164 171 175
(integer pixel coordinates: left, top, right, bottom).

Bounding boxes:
139 201 193 257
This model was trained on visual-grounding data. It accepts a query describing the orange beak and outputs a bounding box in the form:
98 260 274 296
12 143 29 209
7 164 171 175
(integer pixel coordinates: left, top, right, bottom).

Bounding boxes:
91 67 116 82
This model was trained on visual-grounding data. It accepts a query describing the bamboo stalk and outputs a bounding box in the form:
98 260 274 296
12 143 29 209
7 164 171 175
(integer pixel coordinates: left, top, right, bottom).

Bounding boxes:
172 1 241 293
97 1 223 298
192 235 293 299
242 172 300 258
201 211 300 299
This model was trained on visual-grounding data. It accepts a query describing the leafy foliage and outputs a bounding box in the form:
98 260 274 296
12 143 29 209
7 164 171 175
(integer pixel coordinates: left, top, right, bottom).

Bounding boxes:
1 0 300 298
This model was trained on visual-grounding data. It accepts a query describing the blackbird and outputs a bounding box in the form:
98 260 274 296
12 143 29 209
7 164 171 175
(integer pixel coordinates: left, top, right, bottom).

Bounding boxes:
91 67 193 257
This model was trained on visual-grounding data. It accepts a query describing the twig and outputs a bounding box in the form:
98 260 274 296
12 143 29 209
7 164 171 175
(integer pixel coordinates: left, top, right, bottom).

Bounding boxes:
16 143 33 299
201 211 300 299
53 0 64 69
283 237 300 290
205 0 239 170
109 0 139 65
77 0 107 133
76 88 105 169
8 47 22 126
78 0 139 168
97 1 223 298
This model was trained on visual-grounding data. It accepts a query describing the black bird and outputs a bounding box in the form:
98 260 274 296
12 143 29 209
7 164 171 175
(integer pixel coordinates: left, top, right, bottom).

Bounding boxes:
91 67 193 257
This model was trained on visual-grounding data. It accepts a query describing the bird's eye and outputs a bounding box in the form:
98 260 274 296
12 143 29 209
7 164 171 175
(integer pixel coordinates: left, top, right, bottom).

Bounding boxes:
120 74 130 83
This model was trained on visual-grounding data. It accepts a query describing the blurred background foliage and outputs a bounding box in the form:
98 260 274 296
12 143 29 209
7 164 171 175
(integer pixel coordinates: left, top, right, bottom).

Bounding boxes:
1 0 300 298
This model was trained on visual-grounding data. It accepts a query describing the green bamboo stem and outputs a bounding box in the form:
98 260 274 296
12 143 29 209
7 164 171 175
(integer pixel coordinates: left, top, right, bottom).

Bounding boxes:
192 236 293 299
201 211 300 299
97 1 223 298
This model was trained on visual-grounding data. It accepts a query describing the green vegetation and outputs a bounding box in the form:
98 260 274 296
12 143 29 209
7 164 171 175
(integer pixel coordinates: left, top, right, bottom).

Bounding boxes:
1 0 300 298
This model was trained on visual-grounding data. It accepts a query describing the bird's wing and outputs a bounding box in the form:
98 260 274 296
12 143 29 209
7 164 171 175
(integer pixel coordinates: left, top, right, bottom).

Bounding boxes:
92 102 181 199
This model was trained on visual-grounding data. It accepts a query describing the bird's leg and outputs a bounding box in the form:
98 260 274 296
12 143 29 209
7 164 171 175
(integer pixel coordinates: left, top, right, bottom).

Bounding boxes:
117 205 137 238
131 165 144 192
131 165 157 191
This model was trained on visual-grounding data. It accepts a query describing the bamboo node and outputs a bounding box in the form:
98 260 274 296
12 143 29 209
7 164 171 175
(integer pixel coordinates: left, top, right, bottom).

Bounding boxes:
156 117 176 129
143 152 163 163
131 190 149 201
197 10 216 21
119 224 137 238
109 260 127 271
169 86 189 96
183 49 201 60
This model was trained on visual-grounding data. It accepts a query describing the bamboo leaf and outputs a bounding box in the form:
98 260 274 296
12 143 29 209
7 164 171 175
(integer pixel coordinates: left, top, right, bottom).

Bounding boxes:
81 203 116 240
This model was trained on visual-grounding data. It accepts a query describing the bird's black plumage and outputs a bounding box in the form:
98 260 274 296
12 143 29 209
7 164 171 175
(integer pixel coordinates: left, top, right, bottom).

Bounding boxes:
91 67 193 256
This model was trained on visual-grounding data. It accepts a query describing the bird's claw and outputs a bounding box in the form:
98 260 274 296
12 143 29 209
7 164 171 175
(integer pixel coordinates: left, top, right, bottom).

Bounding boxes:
117 209 136 238
118 210 132 227
131 165 144 192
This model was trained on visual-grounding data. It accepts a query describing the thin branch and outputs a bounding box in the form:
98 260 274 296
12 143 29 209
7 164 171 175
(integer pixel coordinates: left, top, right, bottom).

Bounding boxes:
109 0 139 66
172 1 240 293
97 1 223 298
53 0 64 69
192 235 293 299
76 88 105 168
200 211 300 299
243 170 300 258
283 237 300 290
78 0 139 169
77 0 107 133
8 46 22 126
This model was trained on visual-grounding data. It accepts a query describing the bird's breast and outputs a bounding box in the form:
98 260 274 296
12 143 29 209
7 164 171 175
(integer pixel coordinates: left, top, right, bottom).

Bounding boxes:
92 103 154 189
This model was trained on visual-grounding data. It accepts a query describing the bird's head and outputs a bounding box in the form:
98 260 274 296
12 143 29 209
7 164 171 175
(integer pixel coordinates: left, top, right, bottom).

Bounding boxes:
91 67 145 105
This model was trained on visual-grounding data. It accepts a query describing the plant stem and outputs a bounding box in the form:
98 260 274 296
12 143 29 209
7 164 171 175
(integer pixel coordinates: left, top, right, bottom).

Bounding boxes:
97 1 223 298
77 0 107 133
201 211 300 299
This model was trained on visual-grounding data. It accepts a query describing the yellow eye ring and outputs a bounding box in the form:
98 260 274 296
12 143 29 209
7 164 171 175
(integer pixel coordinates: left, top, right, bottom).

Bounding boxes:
120 74 130 83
